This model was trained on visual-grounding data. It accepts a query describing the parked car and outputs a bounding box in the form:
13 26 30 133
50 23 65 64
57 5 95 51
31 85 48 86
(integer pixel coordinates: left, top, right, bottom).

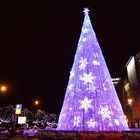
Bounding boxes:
23 127 38 137
0 126 10 136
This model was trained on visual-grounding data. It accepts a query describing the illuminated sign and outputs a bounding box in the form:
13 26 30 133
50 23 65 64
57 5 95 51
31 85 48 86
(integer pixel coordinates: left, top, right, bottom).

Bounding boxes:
18 116 26 124
15 104 22 114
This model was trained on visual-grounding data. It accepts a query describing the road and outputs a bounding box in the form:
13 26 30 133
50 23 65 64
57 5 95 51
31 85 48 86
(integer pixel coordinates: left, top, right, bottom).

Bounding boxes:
0 135 39 140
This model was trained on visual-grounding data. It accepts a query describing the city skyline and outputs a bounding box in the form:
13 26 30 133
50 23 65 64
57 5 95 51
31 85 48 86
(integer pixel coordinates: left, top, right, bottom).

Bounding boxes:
0 1 139 113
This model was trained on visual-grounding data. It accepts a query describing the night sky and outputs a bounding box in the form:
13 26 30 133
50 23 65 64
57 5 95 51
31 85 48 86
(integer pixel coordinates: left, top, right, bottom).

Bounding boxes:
0 1 139 113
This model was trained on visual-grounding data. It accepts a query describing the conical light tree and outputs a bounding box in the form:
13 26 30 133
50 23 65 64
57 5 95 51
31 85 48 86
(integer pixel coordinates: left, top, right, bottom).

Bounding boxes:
57 8 129 131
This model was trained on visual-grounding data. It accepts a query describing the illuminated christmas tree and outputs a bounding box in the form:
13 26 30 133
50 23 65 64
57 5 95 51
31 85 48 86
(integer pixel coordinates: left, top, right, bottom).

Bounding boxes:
57 8 129 131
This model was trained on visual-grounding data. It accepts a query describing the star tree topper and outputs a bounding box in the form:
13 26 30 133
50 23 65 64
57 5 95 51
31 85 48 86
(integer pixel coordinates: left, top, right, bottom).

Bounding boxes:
83 8 90 15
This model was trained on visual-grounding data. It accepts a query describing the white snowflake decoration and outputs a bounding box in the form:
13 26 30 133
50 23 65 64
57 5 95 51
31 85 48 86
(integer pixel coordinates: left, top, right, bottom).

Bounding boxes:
80 72 96 85
77 88 81 92
69 107 73 111
98 106 113 120
114 119 119 126
79 96 93 112
70 71 75 79
93 53 99 58
103 86 107 91
71 92 75 96
59 113 66 122
68 83 73 91
87 84 96 92
87 119 97 128
109 123 113 127
102 80 108 91
82 27 89 34
79 57 88 70
73 116 81 127
93 60 100 66
121 115 129 127
62 114 66 117
82 37 87 42
78 45 83 51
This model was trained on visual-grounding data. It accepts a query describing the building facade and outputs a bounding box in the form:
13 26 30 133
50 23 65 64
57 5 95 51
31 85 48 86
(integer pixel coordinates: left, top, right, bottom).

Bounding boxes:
113 51 140 128
125 51 140 127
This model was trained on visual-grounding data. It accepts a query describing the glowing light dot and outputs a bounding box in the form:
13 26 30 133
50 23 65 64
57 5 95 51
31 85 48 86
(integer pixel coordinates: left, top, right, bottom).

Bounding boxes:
34 100 39 106
0 85 7 92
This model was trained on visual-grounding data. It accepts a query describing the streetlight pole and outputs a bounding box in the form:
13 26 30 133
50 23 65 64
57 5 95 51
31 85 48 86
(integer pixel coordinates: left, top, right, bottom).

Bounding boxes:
128 98 133 127
33 99 40 112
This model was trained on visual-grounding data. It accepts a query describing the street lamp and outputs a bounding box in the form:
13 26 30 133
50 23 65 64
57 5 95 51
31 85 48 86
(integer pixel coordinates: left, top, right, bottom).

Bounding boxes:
127 98 133 127
33 100 40 113
128 98 133 106
0 85 7 92
34 100 39 106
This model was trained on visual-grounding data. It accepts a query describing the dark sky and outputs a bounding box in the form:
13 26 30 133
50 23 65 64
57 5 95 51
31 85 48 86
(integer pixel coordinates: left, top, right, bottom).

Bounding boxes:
0 1 139 113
